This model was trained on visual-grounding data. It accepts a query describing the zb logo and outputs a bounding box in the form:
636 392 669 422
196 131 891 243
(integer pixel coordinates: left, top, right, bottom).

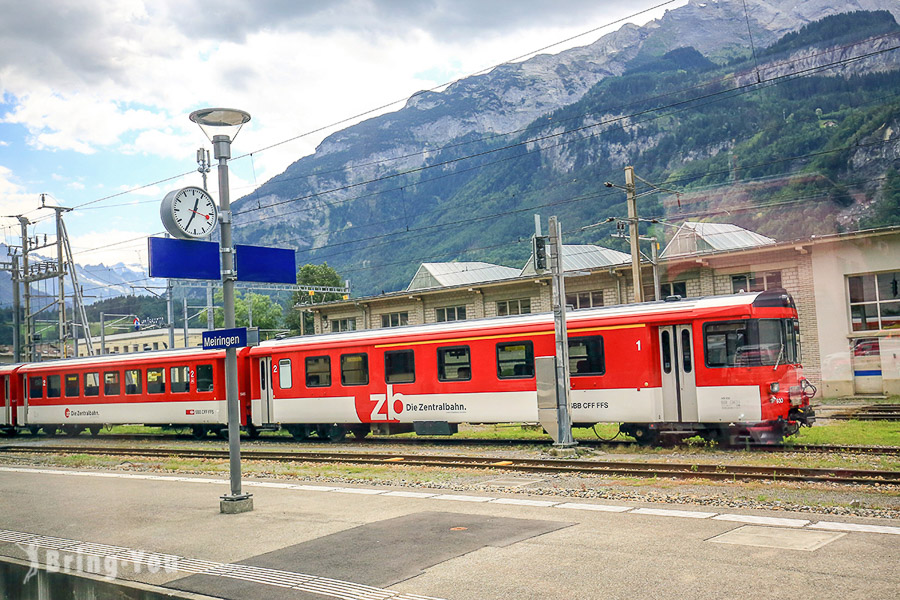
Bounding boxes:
369 385 404 421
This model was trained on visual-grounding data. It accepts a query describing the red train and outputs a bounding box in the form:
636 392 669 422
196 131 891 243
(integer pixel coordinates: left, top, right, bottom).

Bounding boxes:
0 289 816 445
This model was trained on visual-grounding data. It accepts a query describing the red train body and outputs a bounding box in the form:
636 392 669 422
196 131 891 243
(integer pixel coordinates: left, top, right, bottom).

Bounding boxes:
0 290 816 444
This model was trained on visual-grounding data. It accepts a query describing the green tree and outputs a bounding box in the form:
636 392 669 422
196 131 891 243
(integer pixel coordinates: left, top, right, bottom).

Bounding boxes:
211 290 283 331
861 168 900 229
285 263 345 334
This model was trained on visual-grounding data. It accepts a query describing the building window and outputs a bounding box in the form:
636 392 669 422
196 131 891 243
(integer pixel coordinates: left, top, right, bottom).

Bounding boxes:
436 306 467 322
497 298 531 316
330 318 357 332
565 291 603 310
661 281 687 299
380 312 408 328
732 271 781 293
848 271 900 331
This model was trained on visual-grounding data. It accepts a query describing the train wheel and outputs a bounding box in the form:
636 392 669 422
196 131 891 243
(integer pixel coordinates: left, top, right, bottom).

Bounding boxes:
191 426 207 439
350 425 369 441
44 425 60 437
246 424 260 439
87 426 102 437
632 426 659 446
62 425 83 437
0 427 16 437
317 424 346 443
29 426 40 436
215 427 229 440
285 425 311 441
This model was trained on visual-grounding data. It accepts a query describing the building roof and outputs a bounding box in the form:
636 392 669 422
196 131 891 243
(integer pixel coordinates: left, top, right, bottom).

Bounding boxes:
521 244 631 276
407 262 522 291
660 222 775 258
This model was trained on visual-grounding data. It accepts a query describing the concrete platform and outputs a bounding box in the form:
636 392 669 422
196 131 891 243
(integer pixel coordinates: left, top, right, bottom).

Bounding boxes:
0 466 898 600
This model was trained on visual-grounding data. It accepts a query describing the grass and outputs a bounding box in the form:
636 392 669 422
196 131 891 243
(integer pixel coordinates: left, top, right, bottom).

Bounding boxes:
788 420 900 447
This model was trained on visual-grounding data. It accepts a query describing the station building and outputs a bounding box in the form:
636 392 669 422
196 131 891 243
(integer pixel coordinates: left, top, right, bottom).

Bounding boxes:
75 328 207 357
303 224 900 399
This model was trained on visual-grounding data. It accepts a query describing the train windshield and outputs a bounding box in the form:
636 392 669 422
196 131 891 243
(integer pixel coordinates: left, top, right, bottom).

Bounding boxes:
704 318 800 368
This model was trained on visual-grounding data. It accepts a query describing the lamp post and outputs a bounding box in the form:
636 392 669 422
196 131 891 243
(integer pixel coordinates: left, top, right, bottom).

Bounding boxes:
190 107 253 514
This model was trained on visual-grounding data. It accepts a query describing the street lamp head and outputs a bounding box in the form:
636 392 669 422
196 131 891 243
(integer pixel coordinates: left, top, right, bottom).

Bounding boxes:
189 108 251 142
604 181 613 188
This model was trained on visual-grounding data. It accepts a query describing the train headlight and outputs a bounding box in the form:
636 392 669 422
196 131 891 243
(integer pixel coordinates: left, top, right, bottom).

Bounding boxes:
769 382 780 394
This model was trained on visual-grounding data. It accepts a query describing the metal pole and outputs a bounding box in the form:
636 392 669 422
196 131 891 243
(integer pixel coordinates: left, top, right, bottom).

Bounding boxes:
247 293 253 328
11 254 20 363
100 312 106 355
19 217 31 362
167 280 175 350
548 216 575 447
625 166 644 303
206 283 214 330
183 297 189 348
55 209 66 358
651 239 660 301
213 132 251 510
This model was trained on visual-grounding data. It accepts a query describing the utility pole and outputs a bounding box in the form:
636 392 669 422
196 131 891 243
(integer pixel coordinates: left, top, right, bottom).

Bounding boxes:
548 216 575 447
47 201 73 357
624 166 644 303
198 147 215 332
183 297 189 348
167 280 175 350
18 217 31 361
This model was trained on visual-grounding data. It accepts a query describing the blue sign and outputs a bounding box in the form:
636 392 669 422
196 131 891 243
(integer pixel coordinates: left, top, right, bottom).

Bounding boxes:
148 237 219 280
235 244 296 284
202 327 247 350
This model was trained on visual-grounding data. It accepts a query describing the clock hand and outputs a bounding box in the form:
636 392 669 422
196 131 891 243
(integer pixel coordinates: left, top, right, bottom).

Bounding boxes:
188 209 211 219
184 198 200 229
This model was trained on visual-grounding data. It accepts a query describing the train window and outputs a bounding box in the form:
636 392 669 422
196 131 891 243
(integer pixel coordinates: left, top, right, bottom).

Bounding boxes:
496 341 534 379
681 330 692 373
125 370 142 394
170 366 189 393
341 353 369 386
65 374 79 397
661 331 672 374
704 319 795 368
438 346 471 381
28 376 43 399
147 368 166 394
278 359 292 389
306 356 331 387
84 372 100 396
47 375 61 398
568 336 605 376
385 350 415 384
197 365 214 392
104 372 120 396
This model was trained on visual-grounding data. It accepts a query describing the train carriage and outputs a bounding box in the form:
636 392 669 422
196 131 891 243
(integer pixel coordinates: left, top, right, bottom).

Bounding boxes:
14 349 235 437
0 363 23 434
247 289 816 444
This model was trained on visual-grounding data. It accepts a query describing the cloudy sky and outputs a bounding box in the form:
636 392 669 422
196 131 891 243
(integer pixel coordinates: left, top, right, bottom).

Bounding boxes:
0 0 685 268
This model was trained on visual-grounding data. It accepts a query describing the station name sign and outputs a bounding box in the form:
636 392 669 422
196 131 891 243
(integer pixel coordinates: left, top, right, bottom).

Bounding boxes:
202 327 259 350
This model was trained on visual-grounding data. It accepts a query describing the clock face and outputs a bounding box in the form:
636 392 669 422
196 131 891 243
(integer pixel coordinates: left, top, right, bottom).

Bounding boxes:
161 187 218 239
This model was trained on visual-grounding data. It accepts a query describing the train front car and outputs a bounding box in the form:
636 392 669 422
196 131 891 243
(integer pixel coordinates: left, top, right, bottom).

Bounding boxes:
16 349 231 437
618 288 816 445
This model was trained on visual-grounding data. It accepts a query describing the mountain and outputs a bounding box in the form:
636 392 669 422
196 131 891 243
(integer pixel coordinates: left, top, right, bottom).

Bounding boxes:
228 0 900 296
0 243 155 308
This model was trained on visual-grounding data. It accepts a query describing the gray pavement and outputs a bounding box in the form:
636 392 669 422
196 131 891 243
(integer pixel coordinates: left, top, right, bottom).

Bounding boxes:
0 466 898 600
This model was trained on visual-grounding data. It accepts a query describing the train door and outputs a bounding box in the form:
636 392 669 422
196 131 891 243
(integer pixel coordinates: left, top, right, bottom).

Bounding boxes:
659 325 698 422
258 357 274 424
1 375 9 426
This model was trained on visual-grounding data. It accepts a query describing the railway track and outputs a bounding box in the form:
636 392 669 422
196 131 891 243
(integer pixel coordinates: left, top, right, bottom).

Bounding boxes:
8 432 900 456
2 444 898 486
